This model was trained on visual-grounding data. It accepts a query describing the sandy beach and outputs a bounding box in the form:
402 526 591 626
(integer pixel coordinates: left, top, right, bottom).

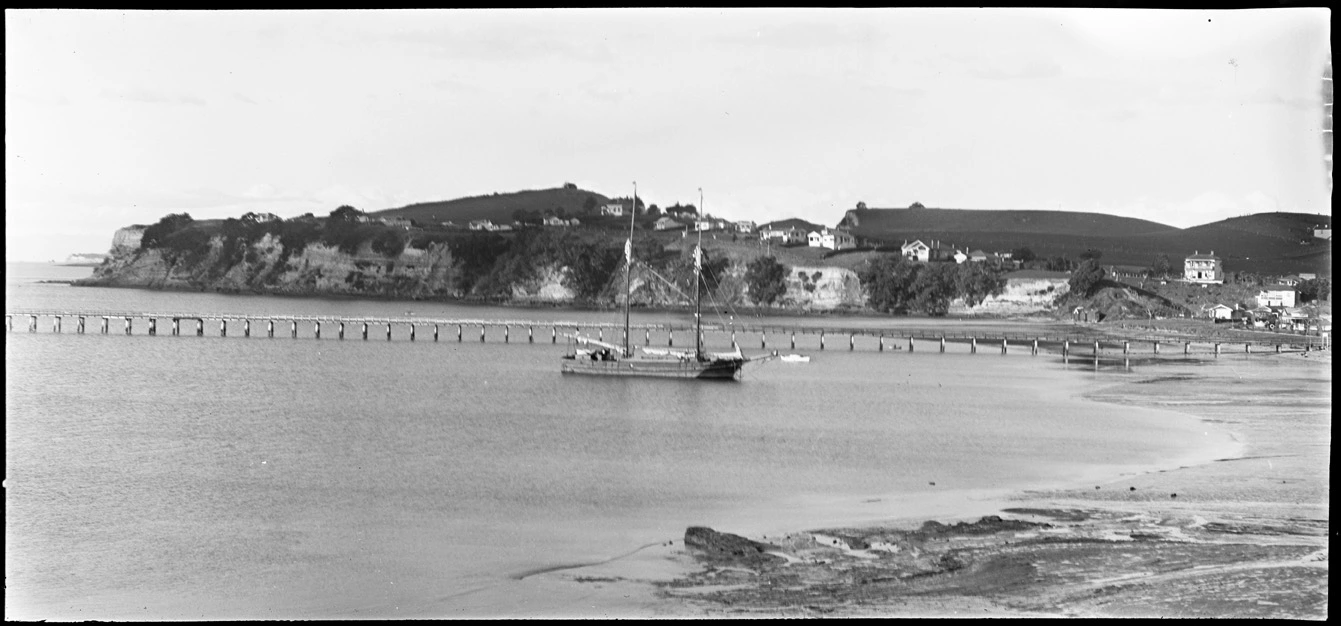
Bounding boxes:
522 349 1329 619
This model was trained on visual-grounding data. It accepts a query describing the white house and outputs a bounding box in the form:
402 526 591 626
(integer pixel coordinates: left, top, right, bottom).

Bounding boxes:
966 250 990 263
600 203 625 217
543 215 576 227
1315 228 1332 240
1184 251 1224 284
379 217 413 229
1257 286 1297 308
807 228 855 250
760 226 807 245
653 216 684 231
901 239 956 262
1206 304 1235 321
468 220 494 231
734 220 756 234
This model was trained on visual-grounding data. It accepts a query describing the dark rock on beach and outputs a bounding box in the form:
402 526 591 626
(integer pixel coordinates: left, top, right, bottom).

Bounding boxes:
683 526 784 565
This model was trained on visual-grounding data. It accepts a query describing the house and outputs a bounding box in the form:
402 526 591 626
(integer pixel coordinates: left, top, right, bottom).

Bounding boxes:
1183 251 1224 284
600 203 625 217
901 239 956 262
806 228 856 250
1315 228 1332 240
966 250 990 263
735 220 756 234
1257 286 1297 308
1205 304 1235 321
468 220 495 231
653 216 684 231
1279 275 1302 287
1299 273 1317 281
543 215 573 227
694 219 713 231
379 217 412 229
759 226 807 245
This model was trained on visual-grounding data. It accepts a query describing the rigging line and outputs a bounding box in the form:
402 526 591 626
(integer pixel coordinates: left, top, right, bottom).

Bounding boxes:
634 260 695 305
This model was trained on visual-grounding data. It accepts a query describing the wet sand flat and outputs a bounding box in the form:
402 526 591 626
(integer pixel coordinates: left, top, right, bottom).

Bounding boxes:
535 350 1329 618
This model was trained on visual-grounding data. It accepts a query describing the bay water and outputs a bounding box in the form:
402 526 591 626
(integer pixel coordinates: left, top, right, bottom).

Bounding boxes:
5 263 1237 619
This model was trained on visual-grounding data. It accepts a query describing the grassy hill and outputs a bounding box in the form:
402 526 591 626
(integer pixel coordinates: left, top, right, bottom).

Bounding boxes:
839 207 1331 276
842 207 1178 239
374 186 613 225
758 218 828 233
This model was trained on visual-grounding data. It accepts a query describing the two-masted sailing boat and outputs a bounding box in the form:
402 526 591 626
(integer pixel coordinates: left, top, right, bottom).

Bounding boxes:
560 185 755 380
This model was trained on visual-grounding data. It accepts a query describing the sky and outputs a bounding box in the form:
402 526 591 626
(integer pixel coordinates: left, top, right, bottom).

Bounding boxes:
5 8 1332 261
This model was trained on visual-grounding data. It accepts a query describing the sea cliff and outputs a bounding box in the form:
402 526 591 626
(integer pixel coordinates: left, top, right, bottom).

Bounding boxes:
79 231 873 311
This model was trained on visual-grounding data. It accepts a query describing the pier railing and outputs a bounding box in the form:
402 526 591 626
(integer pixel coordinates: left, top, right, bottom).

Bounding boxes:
7 309 1329 354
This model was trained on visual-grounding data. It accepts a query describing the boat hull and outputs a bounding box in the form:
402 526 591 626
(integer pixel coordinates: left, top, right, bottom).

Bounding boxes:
560 357 744 379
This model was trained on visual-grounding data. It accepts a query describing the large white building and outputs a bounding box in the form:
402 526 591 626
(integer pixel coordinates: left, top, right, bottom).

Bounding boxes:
807 228 856 250
1184 251 1223 284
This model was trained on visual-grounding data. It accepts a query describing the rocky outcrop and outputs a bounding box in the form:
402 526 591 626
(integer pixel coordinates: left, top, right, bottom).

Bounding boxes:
82 233 462 300
110 227 146 253
81 229 871 310
949 275 1070 316
683 526 785 566
780 266 865 311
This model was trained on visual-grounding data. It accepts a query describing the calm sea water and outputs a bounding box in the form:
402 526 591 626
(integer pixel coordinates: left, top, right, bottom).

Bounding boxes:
5 263 1236 619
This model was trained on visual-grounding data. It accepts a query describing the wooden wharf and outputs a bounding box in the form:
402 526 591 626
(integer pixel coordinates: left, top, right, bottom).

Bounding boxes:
7 309 1329 355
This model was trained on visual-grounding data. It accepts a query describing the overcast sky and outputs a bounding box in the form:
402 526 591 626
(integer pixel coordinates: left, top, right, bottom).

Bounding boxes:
5 8 1331 261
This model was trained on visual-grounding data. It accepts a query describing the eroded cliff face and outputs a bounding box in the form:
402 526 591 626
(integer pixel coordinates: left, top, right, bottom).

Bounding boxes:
84 234 462 300
780 266 865 311
83 233 870 310
948 277 1069 316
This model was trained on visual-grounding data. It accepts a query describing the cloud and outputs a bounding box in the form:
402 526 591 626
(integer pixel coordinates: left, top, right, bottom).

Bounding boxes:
710 19 886 51
103 86 207 106
102 85 174 104
971 59 1063 81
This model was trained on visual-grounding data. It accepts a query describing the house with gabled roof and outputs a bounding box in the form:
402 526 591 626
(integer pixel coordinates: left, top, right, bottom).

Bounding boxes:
1184 251 1224 284
901 239 956 262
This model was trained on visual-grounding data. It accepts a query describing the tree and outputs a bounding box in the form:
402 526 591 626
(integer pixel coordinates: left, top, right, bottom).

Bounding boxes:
1069 259 1106 298
910 263 958 315
1043 256 1075 272
859 254 923 314
1079 248 1103 261
370 230 406 257
329 205 363 222
744 255 788 307
140 213 195 249
646 204 661 218
1010 247 1036 263
954 262 1006 308
1150 254 1172 277
909 202 925 209
1297 278 1332 303
582 195 598 214
856 201 867 210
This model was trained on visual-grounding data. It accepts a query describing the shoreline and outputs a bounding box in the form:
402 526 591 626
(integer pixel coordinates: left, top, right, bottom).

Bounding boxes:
533 350 1329 618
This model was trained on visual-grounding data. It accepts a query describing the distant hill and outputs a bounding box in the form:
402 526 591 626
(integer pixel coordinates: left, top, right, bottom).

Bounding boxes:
837 207 1330 276
759 218 828 233
840 207 1178 239
375 186 613 225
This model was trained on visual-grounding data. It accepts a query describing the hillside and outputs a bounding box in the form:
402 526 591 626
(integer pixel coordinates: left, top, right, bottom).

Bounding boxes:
837 207 1331 276
375 186 612 225
840 207 1178 239
758 218 828 233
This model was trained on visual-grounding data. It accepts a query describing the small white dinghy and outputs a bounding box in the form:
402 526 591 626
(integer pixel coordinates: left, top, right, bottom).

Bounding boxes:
779 353 811 363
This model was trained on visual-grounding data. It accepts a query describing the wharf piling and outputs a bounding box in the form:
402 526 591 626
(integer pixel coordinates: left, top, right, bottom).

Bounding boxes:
245 319 251 337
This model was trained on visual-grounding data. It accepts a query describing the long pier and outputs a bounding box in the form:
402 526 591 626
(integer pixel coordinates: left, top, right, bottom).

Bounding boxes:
6 309 1329 356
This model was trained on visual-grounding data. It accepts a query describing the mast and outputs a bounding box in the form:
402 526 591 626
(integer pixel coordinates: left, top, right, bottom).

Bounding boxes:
623 181 637 357
695 187 704 361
